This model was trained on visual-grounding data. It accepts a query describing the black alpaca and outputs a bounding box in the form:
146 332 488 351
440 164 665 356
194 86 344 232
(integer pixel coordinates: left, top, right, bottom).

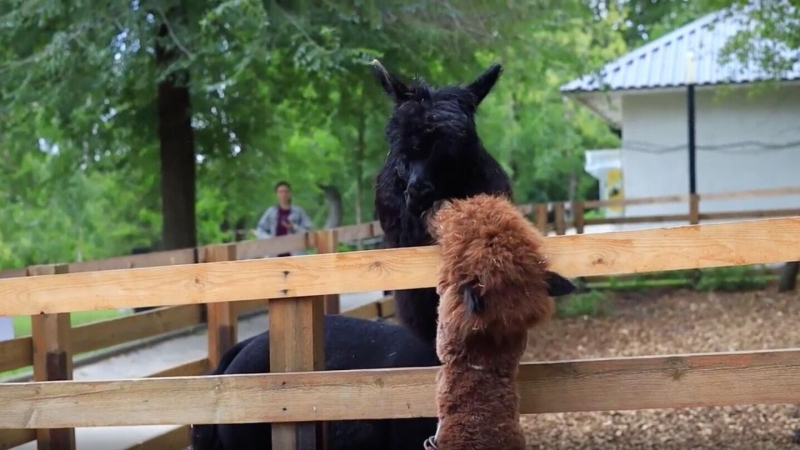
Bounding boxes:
191 62 510 449
190 315 440 450
372 60 513 345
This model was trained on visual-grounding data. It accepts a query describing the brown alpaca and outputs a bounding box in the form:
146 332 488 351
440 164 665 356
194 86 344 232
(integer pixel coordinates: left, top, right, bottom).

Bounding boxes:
423 194 576 450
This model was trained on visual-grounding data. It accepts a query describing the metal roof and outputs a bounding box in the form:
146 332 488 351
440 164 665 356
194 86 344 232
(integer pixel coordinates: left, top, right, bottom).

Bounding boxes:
560 4 800 94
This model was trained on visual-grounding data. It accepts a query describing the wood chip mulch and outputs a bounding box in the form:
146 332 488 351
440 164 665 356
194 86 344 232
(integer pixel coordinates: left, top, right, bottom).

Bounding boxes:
521 288 800 449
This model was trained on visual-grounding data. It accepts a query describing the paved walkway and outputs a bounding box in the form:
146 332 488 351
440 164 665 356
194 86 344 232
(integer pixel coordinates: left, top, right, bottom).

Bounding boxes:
12 291 385 450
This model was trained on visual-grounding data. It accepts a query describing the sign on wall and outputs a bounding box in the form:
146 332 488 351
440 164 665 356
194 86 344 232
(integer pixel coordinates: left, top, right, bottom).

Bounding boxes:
606 168 624 213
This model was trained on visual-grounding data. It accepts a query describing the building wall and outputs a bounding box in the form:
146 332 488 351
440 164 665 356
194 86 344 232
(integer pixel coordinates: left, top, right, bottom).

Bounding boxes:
616 83 800 231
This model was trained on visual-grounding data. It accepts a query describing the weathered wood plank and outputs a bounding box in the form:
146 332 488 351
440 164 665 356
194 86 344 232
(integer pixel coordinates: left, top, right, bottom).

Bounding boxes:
4 348 800 428
29 264 75 450
0 336 33 372
1 218 798 316
269 293 326 450
0 429 35 450
72 305 204 355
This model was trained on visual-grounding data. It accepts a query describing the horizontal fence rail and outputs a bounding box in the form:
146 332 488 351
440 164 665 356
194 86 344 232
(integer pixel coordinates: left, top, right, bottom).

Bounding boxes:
0 209 798 449
1 185 798 282
1 217 798 315
3 348 800 428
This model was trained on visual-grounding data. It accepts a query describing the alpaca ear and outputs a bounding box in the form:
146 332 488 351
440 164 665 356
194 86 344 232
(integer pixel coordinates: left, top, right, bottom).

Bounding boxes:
371 59 411 103
466 64 502 106
545 271 576 297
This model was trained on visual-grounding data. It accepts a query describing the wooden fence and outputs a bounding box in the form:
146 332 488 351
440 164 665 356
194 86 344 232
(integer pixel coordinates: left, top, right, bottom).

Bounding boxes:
0 186 798 449
0 212 799 449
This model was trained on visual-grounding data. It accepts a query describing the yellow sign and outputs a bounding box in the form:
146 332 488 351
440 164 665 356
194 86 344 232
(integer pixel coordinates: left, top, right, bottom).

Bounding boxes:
605 168 624 212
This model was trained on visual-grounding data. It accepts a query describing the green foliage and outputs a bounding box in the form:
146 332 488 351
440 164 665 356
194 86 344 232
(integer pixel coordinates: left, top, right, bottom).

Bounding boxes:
556 290 612 318
0 0 634 269
705 0 800 81
593 265 773 292
692 265 771 292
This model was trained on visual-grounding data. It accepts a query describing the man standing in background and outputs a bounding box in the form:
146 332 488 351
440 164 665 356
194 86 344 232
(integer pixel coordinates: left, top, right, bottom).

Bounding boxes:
255 181 314 257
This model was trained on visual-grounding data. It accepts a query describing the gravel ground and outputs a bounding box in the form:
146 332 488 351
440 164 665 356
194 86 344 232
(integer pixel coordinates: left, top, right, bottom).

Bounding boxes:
520 288 800 449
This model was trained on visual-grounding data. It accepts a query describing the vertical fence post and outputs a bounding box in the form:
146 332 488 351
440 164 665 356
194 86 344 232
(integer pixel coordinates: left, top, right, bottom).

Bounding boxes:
28 264 75 450
203 244 238 367
553 203 567 236
572 200 585 235
269 295 326 450
534 203 548 234
689 194 700 225
269 261 326 450
315 230 340 315
687 194 702 284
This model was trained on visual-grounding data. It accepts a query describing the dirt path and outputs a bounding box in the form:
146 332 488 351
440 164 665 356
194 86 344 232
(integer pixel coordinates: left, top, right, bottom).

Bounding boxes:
522 288 800 449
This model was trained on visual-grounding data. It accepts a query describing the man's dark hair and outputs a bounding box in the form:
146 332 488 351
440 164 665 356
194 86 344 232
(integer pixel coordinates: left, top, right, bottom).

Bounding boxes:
274 181 291 191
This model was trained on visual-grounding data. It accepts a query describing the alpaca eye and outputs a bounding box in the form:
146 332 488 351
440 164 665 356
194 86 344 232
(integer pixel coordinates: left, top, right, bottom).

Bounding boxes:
395 161 408 178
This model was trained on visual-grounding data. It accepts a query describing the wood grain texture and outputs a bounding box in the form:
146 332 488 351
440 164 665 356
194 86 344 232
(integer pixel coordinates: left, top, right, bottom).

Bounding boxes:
584 209 798 227
585 214 689 226
699 208 799 221
0 429 35 450
337 223 373 243
0 336 33 372
553 203 567 235
689 194 700 225
203 244 239 367
534 204 548 233
342 297 394 320
1 217 799 315
4 348 800 428
72 305 204 355
0 186 791 281
269 295 326 450
583 186 800 208
315 230 340 315
232 298 270 317
69 249 196 273
28 264 76 450
572 201 585 235
236 233 308 260
147 358 209 378
0 268 26 279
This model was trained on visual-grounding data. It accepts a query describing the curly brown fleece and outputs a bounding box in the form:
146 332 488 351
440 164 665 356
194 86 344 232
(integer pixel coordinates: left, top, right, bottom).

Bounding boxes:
426 193 574 450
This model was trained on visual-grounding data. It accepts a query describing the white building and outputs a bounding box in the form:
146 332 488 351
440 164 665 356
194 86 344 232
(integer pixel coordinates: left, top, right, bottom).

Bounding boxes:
561 6 800 230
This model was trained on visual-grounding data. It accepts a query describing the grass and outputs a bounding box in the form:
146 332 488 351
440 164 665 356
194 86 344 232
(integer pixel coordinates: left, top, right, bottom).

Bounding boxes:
11 309 129 337
559 265 776 319
556 290 612 318
592 265 773 293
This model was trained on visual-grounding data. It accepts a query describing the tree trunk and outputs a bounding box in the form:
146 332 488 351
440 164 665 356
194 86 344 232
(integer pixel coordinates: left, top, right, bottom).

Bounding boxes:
319 184 343 230
156 14 197 253
567 170 577 222
138 11 196 316
354 109 366 250
779 262 799 292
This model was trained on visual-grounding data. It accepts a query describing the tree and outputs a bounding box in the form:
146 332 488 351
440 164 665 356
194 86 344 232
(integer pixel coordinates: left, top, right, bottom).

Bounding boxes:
1 1 542 252
0 1 632 268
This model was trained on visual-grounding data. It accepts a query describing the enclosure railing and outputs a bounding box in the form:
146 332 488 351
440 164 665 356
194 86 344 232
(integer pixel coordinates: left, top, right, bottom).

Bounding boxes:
1 215 799 450
0 186 797 447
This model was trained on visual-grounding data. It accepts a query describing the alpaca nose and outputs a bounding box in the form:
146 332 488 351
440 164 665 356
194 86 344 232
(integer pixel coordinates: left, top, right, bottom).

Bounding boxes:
405 182 434 205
